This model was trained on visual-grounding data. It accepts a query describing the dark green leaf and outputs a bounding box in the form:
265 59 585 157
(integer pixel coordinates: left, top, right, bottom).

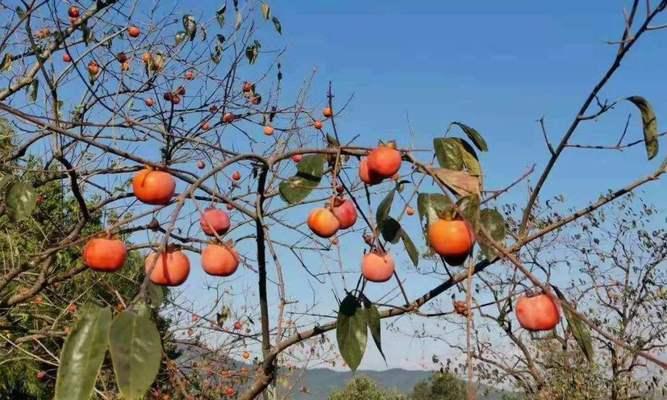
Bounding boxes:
279 154 325 204
1 53 12 72
55 305 111 400
478 208 506 259
451 122 488 152
336 294 368 371
28 79 38 102
457 194 480 232
453 138 482 176
272 16 282 34
109 306 162 399
216 5 227 27
433 137 463 170
400 230 419 267
5 180 37 221
245 44 259 64
182 15 197 41
261 3 271 19
627 96 659 160
380 217 401 244
366 304 386 362
376 190 395 228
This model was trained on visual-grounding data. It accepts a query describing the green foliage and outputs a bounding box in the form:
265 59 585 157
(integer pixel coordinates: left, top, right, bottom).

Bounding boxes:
279 154 325 204
410 372 466 400
328 377 406 400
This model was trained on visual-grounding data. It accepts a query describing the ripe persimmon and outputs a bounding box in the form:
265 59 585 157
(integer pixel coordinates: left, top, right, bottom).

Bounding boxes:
225 387 235 397
63 53 72 63
367 145 401 179
87 61 99 75
322 106 333 118
427 219 475 265
223 113 235 123
358 158 382 185
313 120 323 130
231 171 241 181
201 122 210 131
196 160 205 169
362 251 395 283
145 98 155 107
242 351 250 359
116 52 128 63
170 94 181 105
184 70 195 80
142 52 151 64
263 125 274 136
406 206 415 216
132 167 176 205
145 248 190 286
201 244 239 277
200 208 231 236
307 208 340 238
127 26 141 38
515 293 561 331
68 6 80 18
242 81 253 92
291 154 303 163
332 198 357 229
234 321 242 330
83 237 127 272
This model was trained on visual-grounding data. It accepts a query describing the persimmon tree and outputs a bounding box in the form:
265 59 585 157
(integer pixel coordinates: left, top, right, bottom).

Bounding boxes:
1 1 667 400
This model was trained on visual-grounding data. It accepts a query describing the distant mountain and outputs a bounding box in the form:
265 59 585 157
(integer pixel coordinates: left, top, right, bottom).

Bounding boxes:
281 368 513 400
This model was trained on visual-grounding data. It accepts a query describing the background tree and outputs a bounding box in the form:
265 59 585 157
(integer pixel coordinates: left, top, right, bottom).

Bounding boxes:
328 376 405 400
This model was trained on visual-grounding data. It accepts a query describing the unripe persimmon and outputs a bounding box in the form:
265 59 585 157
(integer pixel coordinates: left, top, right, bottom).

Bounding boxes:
332 199 357 229
201 244 239 277
358 158 382 185
83 237 127 272
145 248 190 286
428 219 475 265
127 26 141 38
322 106 333 118
200 208 231 236
362 251 395 283
307 208 340 238
515 293 561 331
367 145 401 179
132 168 176 205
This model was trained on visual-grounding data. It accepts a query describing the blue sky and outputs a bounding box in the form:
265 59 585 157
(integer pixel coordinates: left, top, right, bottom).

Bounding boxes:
135 1 667 370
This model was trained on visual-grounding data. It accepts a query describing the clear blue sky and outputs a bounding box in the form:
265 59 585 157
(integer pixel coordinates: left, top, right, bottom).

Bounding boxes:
150 1 667 370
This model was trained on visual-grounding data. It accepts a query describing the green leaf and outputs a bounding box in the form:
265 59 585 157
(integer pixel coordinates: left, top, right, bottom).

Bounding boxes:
552 287 594 363
28 79 38 102
216 5 227 27
174 31 187 45
451 122 488 152
109 307 162 399
146 282 165 308
55 305 112 400
627 96 659 160
261 3 271 19
433 137 463 170
279 154 325 204
417 193 453 229
336 294 367 371
182 15 197 41
365 303 386 362
5 180 37 221
400 229 419 267
380 217 401 244
245 43 259 64
272 16 282 34
376 190 395 229
478 208 506 259
457 194 480 232
1 53 12 72
453 138 482 176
